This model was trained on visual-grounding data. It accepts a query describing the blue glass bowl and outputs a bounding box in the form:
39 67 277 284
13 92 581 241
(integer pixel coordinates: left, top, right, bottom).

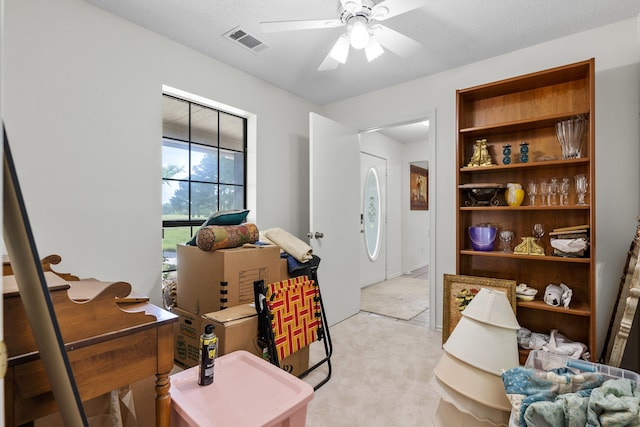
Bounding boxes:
469 226 497 251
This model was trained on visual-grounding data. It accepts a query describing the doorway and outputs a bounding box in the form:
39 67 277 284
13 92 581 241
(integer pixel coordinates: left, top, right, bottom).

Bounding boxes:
358 115 434 325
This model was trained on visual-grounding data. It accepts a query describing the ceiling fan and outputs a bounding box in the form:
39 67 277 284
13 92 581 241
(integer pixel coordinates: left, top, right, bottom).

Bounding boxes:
260 0 425 71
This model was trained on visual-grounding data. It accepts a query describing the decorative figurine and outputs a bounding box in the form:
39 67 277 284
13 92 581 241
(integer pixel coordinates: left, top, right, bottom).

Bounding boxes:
513 237 544 256
519 142 529 163
467 140 482 167
467 139 495 167
544 283 573 308
502 144 511 165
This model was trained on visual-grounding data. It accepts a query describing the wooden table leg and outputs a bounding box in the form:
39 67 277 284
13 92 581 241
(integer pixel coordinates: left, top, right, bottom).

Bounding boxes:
155 372 171 427
156 323 175 427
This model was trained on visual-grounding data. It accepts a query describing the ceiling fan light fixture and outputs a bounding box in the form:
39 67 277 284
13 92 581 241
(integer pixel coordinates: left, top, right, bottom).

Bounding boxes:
329 33 350 63
365 38 384 62
349 19 370 49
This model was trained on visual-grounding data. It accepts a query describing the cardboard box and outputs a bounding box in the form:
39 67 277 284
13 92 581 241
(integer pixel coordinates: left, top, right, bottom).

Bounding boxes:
203 303 262 357
176 303 309 376
173 306 206 368
279 257 290 281
281 345 310 378
176 244 280 315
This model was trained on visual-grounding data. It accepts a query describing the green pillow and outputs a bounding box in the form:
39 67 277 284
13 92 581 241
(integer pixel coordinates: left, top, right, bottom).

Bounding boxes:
186 209 250 246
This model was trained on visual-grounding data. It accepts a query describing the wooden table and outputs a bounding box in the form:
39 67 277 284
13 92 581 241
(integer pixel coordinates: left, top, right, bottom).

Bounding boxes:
3 256 177 426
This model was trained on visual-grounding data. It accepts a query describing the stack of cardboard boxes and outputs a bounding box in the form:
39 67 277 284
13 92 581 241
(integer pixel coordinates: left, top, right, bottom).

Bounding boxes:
172 244 310 376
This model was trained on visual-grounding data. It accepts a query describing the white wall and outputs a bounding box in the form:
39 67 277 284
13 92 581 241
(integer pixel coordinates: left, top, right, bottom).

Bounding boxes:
320 18 640 358
4 0 317 305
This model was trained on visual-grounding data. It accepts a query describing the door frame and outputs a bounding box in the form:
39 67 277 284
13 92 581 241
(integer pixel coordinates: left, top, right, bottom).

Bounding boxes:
358 110 437 330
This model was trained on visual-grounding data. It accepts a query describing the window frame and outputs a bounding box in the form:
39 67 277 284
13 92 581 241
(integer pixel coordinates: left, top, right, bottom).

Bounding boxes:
162 93 248 271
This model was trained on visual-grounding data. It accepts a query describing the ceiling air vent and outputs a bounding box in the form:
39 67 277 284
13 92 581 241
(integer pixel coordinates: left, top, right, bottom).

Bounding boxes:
223 26 270 54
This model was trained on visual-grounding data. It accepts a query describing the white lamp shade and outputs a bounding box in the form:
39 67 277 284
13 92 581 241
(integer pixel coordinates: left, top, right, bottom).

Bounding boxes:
443 316 519 375
462 288 519 330
364 38 384 62
433 400 506 427
431 376 510 426
434 352 513 412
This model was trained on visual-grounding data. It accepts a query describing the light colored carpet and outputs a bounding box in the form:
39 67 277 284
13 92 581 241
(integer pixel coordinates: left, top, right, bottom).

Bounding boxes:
360 276 429 320
304 312 443 426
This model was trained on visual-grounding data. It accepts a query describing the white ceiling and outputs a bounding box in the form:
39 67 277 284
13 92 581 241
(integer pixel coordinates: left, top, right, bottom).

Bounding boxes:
82 0 639 144
83 0 640 106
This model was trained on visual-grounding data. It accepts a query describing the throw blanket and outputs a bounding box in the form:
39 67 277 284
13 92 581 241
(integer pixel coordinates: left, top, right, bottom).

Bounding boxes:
502 366 640 426
264 227 313 263
196 223 259 252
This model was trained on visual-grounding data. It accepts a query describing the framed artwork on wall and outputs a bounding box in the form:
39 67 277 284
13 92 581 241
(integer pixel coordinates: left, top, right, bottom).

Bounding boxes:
442 274 516 344
410 164 428 210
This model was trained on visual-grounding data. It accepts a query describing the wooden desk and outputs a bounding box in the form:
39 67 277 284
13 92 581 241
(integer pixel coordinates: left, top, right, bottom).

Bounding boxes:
3 257 177 426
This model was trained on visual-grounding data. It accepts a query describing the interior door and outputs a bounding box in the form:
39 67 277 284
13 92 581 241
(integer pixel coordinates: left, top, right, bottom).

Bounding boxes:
309 113 360 326
360 152 387 288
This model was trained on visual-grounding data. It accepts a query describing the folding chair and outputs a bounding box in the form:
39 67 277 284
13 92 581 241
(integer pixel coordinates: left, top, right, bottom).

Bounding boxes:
254 261 332 390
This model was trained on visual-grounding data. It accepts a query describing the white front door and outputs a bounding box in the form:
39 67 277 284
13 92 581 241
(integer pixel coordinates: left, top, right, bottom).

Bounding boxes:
309 113 360 326
360 152 387 288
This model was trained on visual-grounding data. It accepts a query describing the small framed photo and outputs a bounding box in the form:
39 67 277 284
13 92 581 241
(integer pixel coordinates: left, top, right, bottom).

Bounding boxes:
410 164 428 210
442 274 516 344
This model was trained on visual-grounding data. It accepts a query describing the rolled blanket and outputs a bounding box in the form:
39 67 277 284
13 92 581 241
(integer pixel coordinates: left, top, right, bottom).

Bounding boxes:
196 223 259 252
264 227 313 263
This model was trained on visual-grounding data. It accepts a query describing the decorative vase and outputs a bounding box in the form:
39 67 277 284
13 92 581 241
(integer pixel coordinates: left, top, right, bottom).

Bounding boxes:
502 144 511 165
519 142 529 163
505 183 524 207
556 115 587 159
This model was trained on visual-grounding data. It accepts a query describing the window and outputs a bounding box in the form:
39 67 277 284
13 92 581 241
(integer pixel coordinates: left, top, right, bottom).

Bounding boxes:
162 94 247 272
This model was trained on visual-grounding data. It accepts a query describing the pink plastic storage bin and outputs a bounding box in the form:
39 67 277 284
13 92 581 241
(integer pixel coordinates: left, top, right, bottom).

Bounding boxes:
170 350 314 427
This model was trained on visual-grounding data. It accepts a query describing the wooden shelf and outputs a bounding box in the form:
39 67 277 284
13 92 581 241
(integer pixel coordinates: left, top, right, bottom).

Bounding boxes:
517 299 591 316
455 59 596 357
459 250 591 263
459 111 590 138
460 157 589 173
459 205 590 212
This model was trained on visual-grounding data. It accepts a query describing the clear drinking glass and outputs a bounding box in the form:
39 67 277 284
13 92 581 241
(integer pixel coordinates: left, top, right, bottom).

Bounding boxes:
527 180 538 206
539 181 549 206
575 174 588 205
560 177 570 206
499 230 515 253
533 223 545 243
549 177 558 206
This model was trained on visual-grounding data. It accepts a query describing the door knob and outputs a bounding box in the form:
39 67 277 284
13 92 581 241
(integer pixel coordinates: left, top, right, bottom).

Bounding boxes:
314 232 324 239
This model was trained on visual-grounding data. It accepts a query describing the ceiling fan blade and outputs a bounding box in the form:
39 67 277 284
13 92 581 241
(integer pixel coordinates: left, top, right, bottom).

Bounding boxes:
374 24 422 57
260 18 343 32
371 0 426 21
318 52 341 71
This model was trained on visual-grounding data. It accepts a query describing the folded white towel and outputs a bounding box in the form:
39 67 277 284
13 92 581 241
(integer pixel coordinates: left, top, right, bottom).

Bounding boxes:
264 227 313 263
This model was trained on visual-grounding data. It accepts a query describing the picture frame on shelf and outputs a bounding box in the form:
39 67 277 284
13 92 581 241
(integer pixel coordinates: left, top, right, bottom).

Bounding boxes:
410 164 428 210
442 274 517 344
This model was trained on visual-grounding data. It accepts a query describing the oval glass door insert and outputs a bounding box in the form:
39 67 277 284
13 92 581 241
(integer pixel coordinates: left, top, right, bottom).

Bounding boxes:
364 167 381 261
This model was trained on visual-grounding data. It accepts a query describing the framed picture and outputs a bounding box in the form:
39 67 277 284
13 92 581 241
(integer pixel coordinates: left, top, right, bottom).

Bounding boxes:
442 274 516 344
601 220 640 366
410 164 428 210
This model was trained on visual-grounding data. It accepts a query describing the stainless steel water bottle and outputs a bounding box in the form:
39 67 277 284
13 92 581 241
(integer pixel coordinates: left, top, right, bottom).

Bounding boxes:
198 324 217 386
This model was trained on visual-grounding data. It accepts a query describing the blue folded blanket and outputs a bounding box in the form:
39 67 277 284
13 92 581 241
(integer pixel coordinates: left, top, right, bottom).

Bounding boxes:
502 366 640 426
